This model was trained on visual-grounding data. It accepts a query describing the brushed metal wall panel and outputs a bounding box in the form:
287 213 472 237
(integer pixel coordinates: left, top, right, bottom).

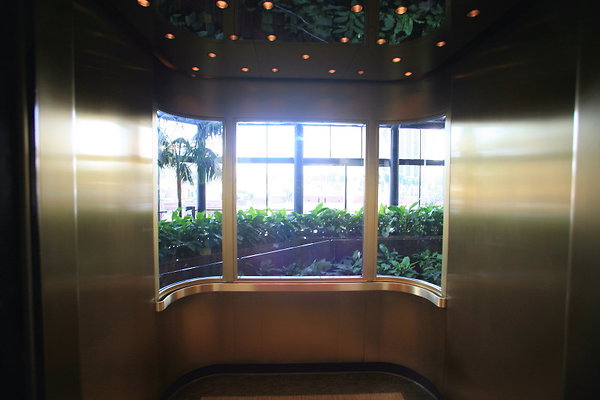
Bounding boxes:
71 2 159 399
563 1 600 396
444 3 576 399
34 0 83 398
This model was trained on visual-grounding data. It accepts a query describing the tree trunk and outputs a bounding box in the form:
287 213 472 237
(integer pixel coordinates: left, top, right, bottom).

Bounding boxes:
177 174 183 216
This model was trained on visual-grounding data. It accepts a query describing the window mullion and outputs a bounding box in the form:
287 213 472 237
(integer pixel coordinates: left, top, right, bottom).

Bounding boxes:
363 122 378 281
222 118 237 282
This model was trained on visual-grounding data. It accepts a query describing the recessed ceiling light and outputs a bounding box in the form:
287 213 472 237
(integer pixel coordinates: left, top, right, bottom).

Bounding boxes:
392 57 402 63
271 67 279 72
263 1 274 10
137 0 150 7
395 6 407 15
328 69 336 74
216 1 228 9
340 36 350 43
376 38 386 45
266 34 277 41
351 4 363 13
164 33 175 39
357 70 365 75
229 34 239 40
207 52 217 58
191 66 200 71
241 67 249 72
301 54 310 60
466 9 480 17
404 71 413 76
435 41 446 47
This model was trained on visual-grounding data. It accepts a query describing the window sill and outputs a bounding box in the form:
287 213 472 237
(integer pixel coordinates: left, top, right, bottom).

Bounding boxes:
155 278 445 311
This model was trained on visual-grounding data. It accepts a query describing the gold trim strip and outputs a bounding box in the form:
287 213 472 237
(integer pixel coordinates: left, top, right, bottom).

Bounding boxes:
155 279 446 311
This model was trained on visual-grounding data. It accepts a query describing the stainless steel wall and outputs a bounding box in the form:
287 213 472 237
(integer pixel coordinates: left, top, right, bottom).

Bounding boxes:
444 3 577 399
36 1 159 399
563 1 600 396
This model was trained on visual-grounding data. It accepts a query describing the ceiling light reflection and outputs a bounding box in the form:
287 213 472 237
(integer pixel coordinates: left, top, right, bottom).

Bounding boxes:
392 57 402 63
164 33 175 39
395 6 407 15
216 1 228 9
267 34 277 41
263 1 274 10
137 0 150 7
467 9 480 17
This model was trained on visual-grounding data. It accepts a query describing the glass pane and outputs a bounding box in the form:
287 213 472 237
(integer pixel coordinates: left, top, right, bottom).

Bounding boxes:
421 166 444 206
267 125 295 157
377 121 445 286
330 125 363 158
237 121 364 279
267 164 294 211
304 125 330 158
398 129 420 159
421 129 446 160
157 113 224 288
237 124 267 158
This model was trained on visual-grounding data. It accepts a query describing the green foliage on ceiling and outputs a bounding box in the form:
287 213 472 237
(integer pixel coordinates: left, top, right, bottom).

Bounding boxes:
157 0 225 40
156 0 445 43
379 0 445 44
240 0 365 43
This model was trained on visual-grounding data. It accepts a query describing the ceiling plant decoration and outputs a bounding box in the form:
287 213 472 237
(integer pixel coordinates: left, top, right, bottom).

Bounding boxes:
156 0 225 40
239 0 365 43
378 0 445 44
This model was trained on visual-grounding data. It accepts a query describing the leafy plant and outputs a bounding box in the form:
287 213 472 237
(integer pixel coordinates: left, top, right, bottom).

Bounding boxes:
378 0 446 44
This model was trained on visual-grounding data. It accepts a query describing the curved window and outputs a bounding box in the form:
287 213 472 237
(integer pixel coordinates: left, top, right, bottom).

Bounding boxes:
155 113 447 309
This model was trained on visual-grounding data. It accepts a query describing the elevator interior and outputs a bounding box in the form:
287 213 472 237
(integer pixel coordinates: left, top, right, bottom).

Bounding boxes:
2 0 600 399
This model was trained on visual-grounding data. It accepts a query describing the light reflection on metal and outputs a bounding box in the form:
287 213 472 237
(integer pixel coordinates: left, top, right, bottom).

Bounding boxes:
155 279 446 311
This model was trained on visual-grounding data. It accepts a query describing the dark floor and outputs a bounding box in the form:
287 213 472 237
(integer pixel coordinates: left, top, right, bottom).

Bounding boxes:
169 371 436 400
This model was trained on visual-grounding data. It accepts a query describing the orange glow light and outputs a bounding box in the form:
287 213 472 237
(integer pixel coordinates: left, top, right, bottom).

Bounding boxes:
207 52 217 58
351 4 363 13
301 54 310 60
404 71 413 76
191 66 200 71
271 68 279 72
328 69 336 74
229 34 239 40
241 67 249 72
216 1 228 9
267 34 277 41
376 38 386 45
435 40 446 47
392 57 402 63
357 70 365 75
164 33 175 39
340 36 350 43
263 1 274 10
395 6 407 15
137 0 150 7
467 9 480 17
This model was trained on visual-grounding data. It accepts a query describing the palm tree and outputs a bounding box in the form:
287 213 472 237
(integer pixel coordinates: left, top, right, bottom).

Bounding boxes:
191 121 222 212
170 137 194 211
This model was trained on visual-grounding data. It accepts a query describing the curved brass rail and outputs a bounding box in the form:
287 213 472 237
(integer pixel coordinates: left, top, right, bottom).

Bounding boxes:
155 278 446 311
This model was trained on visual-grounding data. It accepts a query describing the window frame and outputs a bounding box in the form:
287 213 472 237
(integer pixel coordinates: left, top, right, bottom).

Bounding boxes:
154 115 448 311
